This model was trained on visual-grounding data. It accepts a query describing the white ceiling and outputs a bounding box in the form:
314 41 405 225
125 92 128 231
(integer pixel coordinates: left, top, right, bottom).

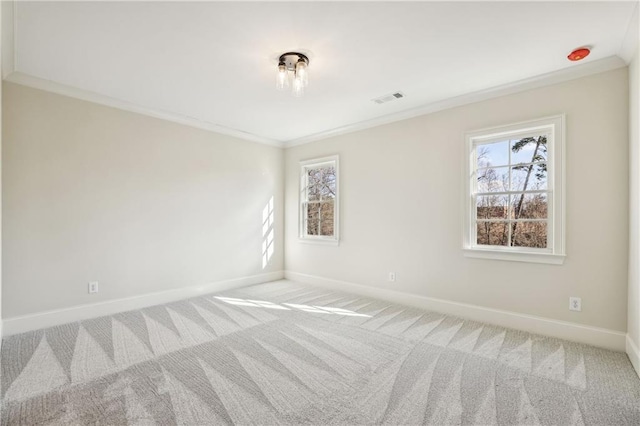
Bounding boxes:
8 1 638 144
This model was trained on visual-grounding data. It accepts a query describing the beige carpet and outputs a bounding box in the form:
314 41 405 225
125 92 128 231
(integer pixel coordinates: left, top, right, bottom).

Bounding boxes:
2 279 639 425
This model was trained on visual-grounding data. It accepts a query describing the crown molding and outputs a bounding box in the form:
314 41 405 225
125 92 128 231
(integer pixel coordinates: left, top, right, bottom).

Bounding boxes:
283 55 627 148
4 55 626 150
4 71 284 148
619 1 639 64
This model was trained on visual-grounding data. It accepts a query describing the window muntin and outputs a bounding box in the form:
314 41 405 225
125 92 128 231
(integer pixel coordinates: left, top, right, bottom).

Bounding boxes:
464 116 565 263
474 134 550 249
299 156 339 243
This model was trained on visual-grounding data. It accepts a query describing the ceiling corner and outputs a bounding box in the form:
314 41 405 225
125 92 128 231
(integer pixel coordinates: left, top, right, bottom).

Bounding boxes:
1 0 16 79
618 1 639 64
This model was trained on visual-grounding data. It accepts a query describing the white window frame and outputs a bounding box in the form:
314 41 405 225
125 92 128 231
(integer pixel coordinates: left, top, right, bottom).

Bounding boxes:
299 155 339 245
463 115 566 265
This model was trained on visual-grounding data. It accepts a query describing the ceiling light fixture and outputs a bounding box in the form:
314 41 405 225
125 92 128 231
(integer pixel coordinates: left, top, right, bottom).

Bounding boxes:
276 52 309 97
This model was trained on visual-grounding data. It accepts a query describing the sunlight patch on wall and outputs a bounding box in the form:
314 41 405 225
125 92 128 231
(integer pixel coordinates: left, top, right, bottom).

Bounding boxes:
262 196 275 269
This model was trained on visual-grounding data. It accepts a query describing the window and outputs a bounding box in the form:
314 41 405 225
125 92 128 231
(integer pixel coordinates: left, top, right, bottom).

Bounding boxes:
299 156 339 244
464 116 565 264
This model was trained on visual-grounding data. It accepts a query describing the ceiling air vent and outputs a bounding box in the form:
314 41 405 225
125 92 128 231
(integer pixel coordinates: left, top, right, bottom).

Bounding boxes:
372 92 405 104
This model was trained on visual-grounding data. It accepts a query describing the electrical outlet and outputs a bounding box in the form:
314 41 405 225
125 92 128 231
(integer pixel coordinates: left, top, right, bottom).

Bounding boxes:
88 281 99 294
569 297 581 312
388 272 396 282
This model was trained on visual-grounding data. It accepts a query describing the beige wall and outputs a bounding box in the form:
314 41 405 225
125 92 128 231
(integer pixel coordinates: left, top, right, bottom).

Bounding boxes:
1 64 631 337
3 82 284 318
285 68 629 332
629 44 640 360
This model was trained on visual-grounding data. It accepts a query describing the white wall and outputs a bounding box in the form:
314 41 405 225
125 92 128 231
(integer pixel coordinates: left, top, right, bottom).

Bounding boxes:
0 1 4 339
2 82 284 319
628 42 640 373
285 68 629 334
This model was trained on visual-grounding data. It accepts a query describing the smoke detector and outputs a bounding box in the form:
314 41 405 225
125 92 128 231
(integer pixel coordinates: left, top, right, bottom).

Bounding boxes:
567 47 590 61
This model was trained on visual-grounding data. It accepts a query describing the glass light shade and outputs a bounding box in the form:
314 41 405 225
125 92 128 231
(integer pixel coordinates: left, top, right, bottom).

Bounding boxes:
292 76 305 97
295 60 308 87
276 53 309 97
276 63 288 90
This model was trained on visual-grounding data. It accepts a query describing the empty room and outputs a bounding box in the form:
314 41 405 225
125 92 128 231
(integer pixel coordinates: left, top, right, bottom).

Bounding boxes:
0 1 639 424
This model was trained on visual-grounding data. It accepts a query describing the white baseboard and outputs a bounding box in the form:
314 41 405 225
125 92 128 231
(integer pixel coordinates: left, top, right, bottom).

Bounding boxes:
627 334 640 378
3 270 284 337
285 271 627 352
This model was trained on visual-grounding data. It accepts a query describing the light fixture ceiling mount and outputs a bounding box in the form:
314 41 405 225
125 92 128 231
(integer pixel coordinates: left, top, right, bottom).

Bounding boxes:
276 52 310 97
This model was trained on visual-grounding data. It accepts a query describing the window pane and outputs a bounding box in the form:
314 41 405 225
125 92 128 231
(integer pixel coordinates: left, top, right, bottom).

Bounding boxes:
307 169 321 201
511 136 548 164
512 221 547 248
306 203 320 235
511 193 547 219
511 163 547 191
476 221 509 246
477 166 509 193
307 166 336 201
320 167 336 200
320 201 334 236
477 140 509 168
476 195 508 220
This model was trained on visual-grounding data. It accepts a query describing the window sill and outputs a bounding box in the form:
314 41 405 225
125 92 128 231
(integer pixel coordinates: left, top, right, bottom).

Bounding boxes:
463 248 565 265
299 237 340 246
